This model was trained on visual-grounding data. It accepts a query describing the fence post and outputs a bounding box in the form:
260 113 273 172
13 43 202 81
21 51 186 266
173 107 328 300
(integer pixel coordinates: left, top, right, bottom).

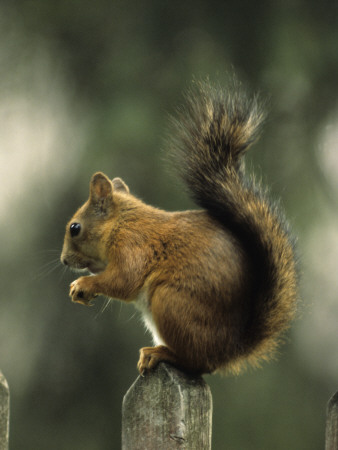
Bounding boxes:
0 372 9 450
122 362 212 449
326 391 338 450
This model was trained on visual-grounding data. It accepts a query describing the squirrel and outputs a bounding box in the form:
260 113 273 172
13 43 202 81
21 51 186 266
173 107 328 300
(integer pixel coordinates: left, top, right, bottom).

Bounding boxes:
60 80 298 376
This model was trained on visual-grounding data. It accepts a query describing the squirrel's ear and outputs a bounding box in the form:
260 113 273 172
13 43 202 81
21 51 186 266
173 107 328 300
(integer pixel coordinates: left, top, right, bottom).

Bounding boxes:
90 172 113 203
112 177 129 194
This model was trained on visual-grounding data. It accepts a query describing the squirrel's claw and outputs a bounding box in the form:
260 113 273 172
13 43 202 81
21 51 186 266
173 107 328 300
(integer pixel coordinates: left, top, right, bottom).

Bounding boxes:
69 279 97 306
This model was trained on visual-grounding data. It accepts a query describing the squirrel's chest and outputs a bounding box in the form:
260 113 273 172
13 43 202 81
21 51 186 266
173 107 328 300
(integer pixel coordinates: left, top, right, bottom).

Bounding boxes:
133 290 165 346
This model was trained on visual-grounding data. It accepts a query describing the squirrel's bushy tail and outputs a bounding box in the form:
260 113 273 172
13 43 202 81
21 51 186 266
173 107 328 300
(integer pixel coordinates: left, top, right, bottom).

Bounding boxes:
169 80 298 373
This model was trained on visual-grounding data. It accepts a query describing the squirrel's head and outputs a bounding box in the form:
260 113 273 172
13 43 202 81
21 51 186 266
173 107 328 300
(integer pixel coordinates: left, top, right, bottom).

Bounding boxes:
60 172 130 274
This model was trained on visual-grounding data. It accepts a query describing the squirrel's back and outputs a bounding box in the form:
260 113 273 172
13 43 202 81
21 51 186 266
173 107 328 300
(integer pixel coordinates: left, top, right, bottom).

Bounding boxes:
169 80 298 373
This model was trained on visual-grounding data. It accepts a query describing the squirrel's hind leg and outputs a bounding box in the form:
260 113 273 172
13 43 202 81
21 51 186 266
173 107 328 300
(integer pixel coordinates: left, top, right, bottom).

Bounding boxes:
140 285 216 375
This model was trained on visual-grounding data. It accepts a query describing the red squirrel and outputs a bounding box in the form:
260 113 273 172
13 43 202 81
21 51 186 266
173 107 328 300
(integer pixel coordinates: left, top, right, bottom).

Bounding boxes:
61 81 298 375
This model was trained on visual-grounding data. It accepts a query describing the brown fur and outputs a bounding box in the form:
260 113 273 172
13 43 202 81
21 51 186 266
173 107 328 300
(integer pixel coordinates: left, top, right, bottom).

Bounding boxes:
61 81 298 375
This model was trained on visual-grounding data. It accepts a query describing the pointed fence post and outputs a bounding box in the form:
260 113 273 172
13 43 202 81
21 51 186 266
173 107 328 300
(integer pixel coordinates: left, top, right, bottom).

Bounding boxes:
122 363 212 449
0 372 9 450
326 391 338 450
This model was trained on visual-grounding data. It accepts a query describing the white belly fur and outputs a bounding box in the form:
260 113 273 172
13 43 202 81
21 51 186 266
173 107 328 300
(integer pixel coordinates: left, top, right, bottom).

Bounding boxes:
133 290 165 346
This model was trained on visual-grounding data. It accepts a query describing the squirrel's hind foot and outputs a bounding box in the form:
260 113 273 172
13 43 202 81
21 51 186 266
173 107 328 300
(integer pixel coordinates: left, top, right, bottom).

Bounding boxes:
137 345 178 375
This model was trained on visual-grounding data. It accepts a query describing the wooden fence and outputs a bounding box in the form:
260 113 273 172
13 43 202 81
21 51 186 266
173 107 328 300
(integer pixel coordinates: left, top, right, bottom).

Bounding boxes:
0 372 9 450
0 366 337 449
122 363 212 449
326 391 338 450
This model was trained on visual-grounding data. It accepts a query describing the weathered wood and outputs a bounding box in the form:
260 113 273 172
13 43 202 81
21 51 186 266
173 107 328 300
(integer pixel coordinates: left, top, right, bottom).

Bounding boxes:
0 372 9 450
326 391 338 450
122 363 212 449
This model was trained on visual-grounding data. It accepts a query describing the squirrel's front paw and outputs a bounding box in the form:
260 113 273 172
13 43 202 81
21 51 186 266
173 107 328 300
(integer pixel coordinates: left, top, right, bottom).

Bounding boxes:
70 278 97 306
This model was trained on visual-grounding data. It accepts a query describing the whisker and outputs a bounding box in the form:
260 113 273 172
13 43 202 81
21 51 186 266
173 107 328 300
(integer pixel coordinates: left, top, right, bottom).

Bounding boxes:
58 265 68 284
94 297 112 320
125 311 137 323
117 301 123 320
35 249 61 255
101 298 112 314
38 258 61 269
33 258 62 281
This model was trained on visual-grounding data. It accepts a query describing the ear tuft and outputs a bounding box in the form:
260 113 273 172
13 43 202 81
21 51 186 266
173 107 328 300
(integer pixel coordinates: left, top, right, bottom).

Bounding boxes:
90 172 113 202
112 177 130 194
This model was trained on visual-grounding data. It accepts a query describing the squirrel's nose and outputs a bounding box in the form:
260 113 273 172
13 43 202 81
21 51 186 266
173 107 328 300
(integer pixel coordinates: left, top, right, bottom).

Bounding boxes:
61 257 68 266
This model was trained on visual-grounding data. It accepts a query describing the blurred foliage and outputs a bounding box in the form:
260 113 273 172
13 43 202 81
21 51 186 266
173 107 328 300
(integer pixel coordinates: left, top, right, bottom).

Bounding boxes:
1 0 338 449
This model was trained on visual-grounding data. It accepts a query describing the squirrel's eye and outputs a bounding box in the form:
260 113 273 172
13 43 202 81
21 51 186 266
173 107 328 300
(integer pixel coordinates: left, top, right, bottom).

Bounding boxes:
70 222 81 237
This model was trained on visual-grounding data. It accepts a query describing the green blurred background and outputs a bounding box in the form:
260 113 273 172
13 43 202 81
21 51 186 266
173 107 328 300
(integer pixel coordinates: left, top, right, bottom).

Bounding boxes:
1 0 338 448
